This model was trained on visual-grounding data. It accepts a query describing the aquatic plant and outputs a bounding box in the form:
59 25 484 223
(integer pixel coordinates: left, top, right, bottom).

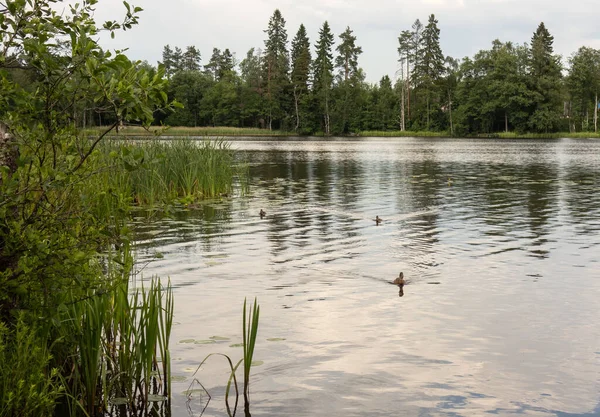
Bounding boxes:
241 298 260 415
58 253 174 417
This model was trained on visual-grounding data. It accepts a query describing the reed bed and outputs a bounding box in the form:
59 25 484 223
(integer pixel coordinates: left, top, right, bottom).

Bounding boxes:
61 267 174 416
94 138 248 207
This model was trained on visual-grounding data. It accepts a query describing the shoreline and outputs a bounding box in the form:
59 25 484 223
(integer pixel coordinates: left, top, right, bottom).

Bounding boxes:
84 127 600 140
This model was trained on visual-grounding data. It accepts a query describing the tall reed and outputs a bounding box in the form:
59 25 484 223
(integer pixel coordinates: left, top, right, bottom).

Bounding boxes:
59 255 173 416
242 298 260 416
190 298 260 417
96 138 248 207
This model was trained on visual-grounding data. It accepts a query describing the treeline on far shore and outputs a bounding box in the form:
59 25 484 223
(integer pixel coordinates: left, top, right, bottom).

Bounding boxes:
97 10 600 137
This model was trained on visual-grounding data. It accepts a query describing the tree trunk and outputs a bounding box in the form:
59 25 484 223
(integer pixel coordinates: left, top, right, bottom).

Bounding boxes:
294 86 300 131
400 81 405 131
407 61 411 122
426 92 430 130
0 122 18 176
448 90 453 135
595 93 598 133
324 92 330 135
505 112 508 133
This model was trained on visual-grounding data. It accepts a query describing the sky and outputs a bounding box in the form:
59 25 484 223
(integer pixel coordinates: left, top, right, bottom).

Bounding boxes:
84 0 600 84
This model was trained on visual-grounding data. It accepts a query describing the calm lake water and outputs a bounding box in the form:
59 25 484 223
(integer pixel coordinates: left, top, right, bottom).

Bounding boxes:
133 137 600 417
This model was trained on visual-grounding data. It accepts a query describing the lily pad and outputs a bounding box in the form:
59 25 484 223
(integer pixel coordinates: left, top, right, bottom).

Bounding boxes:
266 338 286 342
194 340 216 344
109 397 129 406
209 336 230 341
251 360 264 367
229 343 243 348
182 389 205 396
171 375 188 382
147 394 167 402
179 339 196 344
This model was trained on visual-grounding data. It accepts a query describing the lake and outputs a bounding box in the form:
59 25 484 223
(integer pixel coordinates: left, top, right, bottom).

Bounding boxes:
132 137 600 417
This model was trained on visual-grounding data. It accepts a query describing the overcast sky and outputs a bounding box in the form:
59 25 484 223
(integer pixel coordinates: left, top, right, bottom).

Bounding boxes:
86 0 600 83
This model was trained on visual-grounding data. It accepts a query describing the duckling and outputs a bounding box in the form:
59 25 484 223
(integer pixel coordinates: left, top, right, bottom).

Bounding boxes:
392 272 406 286
375 215 383 225
259 209 266 218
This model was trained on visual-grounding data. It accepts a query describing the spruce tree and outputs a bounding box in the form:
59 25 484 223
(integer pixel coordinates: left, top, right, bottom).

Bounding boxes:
413 14 445 129
162 44 175 78
291 24 312 131
528 22 562 132
263 9 291 130
312 21 335 134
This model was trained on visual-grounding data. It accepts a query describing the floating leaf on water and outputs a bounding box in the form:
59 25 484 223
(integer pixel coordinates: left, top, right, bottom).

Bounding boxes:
182 389 205 396
266 338 286 342
251 360 264 367
194 340 216 344
109 397 129 406
209 336 230 341
171 375 188 382
229 343 243 348
154 252 164 259
147 394 167 402
179 339 196 344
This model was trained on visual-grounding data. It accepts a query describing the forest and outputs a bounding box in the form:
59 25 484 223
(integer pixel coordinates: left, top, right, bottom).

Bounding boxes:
136 10 600 136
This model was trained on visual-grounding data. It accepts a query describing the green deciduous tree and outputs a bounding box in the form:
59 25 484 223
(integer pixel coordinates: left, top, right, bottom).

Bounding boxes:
567 47 600 132
239 47 265 127
1 0 174 413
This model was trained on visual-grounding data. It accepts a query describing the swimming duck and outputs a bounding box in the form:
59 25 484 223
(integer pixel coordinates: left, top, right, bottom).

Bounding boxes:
392 272 406 286
375 216 383 225
259 209 266 218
